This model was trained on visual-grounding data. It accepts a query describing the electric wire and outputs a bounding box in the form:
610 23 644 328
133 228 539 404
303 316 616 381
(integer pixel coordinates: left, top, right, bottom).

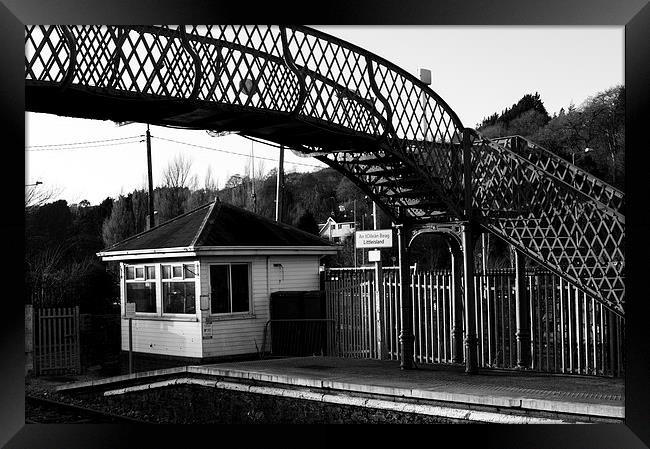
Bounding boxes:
152 136 326 169
25 132 327 170
26 135 143 150
25 140 145 151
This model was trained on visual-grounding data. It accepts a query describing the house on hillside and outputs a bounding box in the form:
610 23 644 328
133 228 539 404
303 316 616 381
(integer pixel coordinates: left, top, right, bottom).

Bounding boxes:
318 216 356 243
97 200 338 365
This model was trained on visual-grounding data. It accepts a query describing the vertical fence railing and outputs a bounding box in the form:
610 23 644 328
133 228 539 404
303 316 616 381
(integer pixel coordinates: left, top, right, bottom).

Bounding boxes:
34 306 81 375
324 267 624 377
324 268 377 358
411 269 454 364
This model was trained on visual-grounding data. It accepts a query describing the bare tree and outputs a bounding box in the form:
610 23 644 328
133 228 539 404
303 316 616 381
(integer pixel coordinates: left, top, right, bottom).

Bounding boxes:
204 166 219 192
186 166 220 210
161 153 193 189
25 184 62 208
158 153 195 222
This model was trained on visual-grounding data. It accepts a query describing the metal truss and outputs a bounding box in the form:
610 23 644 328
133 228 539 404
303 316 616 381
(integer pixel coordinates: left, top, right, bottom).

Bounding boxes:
470 132 624 316
24 25 625 315
492 135 624 215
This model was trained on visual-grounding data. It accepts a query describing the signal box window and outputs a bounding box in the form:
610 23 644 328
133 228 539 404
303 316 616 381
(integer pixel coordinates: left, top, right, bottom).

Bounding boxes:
210 264 250 314
125 264 156 313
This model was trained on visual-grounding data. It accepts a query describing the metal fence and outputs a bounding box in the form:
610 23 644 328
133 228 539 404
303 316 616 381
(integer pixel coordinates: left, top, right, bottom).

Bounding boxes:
324 268 379 358
323 267 624 377
475 270 624 376
33 306 81 375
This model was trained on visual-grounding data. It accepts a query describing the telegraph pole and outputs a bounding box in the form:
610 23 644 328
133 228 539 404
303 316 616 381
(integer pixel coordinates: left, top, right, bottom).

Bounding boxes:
146 124 155 230
275 144 285 222
250 139 257 213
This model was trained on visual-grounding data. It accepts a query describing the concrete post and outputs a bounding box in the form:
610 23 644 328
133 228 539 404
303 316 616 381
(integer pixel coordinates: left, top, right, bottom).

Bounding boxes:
515 249 532 368
397 224 414 369
462 224 478 374
25 305 34 375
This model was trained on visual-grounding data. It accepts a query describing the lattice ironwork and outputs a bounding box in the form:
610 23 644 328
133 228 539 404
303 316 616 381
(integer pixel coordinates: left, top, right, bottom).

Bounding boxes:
469 132 625 316
492 135 625 215
24 25 624 315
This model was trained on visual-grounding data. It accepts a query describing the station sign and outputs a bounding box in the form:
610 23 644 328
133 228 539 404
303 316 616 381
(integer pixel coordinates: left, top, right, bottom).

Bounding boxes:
355 229 393 248
368 249 382 262
202 322 213 339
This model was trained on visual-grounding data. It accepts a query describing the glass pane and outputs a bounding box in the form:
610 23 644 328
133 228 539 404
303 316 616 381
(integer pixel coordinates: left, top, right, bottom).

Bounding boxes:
163 282 196 314
135 267 144 279
172 266 183 278
126 266 134 280
146 266 156 280
183 264 195 279
231 264 250 313
210 265 230 314
126 282 156 313
162 265 171 279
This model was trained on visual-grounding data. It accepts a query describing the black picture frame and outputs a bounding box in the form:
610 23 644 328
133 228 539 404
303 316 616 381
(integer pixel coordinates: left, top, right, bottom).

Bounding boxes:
3 1 649 447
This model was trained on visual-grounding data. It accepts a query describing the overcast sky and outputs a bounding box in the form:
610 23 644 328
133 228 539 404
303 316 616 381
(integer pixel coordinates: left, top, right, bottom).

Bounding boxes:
25 26 623 206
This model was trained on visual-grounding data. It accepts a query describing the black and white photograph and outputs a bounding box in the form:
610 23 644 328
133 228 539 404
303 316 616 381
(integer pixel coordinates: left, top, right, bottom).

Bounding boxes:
3 1 650 446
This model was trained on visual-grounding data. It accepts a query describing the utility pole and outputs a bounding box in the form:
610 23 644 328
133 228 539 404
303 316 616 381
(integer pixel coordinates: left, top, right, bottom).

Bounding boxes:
146 124 155 230
275 144 285 222
250 139 257 213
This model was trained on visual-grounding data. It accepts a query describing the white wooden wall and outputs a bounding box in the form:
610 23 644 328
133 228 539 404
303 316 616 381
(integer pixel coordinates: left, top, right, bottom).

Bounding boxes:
120 254 322 359
120 318 202 358
200 254 321 358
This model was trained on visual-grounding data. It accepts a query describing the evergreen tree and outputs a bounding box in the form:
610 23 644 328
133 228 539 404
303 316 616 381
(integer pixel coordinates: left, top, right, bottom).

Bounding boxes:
294 210 320 235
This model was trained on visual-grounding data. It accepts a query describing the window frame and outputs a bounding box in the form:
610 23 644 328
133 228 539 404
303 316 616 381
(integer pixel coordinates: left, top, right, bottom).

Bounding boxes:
121 261 199 319
160 262 198 316
207 262 253 318
123 263 158 316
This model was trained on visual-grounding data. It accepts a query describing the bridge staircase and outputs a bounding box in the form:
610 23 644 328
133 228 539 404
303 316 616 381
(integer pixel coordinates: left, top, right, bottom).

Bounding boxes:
469 134 625 316
323 131 625 317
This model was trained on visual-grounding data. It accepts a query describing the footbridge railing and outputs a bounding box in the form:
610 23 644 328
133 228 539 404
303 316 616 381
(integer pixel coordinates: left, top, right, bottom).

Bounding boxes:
492 135 624 214
469 132 625 316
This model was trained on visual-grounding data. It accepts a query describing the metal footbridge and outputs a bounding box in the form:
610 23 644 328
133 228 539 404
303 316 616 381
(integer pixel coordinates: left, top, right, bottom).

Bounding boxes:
25 25 624 322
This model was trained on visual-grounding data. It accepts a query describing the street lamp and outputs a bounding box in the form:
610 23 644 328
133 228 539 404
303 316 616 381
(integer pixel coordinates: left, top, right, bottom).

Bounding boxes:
25 181 42 187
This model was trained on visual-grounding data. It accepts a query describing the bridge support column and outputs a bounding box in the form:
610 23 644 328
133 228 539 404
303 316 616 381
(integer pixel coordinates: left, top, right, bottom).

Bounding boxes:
462 224 478 374
397 224 415 370
450 242 465 364
514 249 532 369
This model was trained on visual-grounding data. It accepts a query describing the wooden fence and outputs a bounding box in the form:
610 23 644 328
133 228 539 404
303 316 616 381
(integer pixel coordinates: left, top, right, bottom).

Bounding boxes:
323 267 624 377
33 306 81 375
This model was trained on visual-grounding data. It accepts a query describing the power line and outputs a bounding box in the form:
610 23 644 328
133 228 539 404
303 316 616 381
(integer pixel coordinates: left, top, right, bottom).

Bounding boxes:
152 136 326 169
26 140 145 152
26 135 143 149
25 132 327 170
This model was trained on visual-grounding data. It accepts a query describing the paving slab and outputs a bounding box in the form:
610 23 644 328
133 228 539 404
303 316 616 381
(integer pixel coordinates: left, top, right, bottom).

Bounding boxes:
194 356 624 420
56 356 624 423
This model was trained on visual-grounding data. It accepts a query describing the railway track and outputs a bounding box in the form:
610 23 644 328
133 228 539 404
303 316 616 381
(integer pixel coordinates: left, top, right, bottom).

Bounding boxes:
26 395 148 424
